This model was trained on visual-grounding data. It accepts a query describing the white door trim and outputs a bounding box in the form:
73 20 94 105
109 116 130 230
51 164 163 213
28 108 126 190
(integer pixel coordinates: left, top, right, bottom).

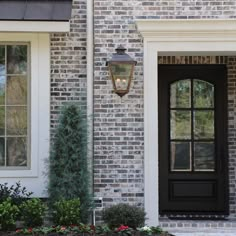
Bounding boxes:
136 19 236 226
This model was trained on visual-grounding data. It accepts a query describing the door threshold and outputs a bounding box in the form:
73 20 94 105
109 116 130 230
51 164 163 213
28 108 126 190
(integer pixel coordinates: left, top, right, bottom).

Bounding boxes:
167 215 228 221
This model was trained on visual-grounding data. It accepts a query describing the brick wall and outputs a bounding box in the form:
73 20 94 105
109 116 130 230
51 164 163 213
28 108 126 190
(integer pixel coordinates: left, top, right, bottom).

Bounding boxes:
227 57 236 218
93 0 236 219
50 0 87 133
48 0 236 220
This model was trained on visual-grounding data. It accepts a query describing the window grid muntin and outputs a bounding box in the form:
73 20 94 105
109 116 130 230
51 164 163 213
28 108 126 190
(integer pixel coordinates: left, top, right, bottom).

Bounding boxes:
170 78 215 172
0 43 30 169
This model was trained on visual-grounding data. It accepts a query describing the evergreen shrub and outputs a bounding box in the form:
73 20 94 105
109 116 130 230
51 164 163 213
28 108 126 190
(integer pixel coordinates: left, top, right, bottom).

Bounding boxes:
48 104 93 223
102 203 146 229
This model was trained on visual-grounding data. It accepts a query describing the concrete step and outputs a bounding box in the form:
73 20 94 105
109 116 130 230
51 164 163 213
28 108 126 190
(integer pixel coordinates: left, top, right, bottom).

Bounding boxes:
167 228 236 236
160 219 236 236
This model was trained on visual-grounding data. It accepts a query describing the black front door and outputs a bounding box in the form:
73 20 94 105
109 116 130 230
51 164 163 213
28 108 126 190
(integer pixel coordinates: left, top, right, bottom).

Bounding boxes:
159 65 228 215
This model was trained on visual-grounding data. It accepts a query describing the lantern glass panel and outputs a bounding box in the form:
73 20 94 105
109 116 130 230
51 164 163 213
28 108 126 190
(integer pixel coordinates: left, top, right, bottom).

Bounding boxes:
110 63 133 90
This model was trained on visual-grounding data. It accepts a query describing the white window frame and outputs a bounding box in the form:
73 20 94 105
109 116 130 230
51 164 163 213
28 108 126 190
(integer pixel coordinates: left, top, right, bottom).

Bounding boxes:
0 33 50 178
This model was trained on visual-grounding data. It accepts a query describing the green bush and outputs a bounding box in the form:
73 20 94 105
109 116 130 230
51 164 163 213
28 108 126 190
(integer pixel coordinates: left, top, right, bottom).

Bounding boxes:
52 198 80 226
20 198 46 227
0 198 19 231
102 203 146 229
0 181 33 205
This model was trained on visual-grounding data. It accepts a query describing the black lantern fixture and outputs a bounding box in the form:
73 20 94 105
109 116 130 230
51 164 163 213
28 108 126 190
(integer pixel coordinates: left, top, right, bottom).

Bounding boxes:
106 45 137 97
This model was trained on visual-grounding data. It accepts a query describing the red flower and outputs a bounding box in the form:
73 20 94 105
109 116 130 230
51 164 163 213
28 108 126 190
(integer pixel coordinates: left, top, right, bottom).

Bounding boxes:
117 225 129 231
28 228 33 232
60 226 66 231
16 229 22 233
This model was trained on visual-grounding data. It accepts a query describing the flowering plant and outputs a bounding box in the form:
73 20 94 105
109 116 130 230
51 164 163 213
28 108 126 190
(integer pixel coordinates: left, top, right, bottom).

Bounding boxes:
137 226 163 235
15 224 166 235
115 225 133 235
137 226 152 235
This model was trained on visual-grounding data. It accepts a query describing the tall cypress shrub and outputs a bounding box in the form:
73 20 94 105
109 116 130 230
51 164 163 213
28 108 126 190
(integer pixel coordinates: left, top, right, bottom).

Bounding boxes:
48 104 92 223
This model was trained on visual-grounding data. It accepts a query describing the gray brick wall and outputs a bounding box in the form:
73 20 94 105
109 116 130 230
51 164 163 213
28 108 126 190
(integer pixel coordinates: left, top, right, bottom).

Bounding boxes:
227 57 236 218
50 0 87 132
93 0 236 219
49 0 236 220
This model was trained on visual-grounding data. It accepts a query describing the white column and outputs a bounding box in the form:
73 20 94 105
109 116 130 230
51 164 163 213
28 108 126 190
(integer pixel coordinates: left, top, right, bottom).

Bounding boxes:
144 41 159 226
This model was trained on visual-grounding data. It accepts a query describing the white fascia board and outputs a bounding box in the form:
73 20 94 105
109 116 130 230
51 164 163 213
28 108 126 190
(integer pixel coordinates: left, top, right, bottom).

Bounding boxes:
0 21 70 32
136 19 236 40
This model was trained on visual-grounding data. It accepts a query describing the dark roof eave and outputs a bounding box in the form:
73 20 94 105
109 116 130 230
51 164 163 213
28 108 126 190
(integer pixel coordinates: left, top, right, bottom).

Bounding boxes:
0 0 73 21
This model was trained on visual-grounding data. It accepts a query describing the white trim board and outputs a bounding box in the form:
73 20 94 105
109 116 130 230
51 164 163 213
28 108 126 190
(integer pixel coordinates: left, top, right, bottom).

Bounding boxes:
0 21 70 32
135 19 236 226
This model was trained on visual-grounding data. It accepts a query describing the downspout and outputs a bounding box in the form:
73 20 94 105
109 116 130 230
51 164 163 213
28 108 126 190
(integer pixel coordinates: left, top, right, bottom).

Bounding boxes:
87 0 94 224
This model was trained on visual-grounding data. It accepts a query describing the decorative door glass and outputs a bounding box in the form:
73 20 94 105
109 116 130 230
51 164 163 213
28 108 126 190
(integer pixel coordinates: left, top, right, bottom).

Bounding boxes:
170 79 215 171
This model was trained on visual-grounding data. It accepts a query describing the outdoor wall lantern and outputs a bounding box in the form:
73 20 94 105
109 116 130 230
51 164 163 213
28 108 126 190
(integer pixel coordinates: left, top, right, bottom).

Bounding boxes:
106 45 137 97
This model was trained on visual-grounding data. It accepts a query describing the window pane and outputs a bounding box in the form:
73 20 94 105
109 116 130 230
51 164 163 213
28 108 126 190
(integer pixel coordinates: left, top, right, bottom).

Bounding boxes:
7 137 27 166
194 111 214 139
7 45 27 75
110 64 132 91
7 76 27 105
0 138 5 166
7 107 27 135
0 46 5 75
170 80 191 108
171 111 191 139
0 107 5 135
194 80 214 108
194 142 214 171
0 75 5 105
0 44 29 169
171 142 191 171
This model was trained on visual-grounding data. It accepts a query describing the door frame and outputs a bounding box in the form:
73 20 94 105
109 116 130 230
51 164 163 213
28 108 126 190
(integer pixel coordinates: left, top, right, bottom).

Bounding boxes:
135 19 236 226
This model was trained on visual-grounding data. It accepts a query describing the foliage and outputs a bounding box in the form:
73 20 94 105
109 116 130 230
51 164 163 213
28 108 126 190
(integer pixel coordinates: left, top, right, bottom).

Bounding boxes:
48 104 93 222
137 226 163 235
15 224 166 235
20 198 47 227
0 198 19 231
137 226 152 235
102 203 146 229
95 225 111 234
0 181 33 205
115 225 133 236
52 198 80 226
150 226 163 235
